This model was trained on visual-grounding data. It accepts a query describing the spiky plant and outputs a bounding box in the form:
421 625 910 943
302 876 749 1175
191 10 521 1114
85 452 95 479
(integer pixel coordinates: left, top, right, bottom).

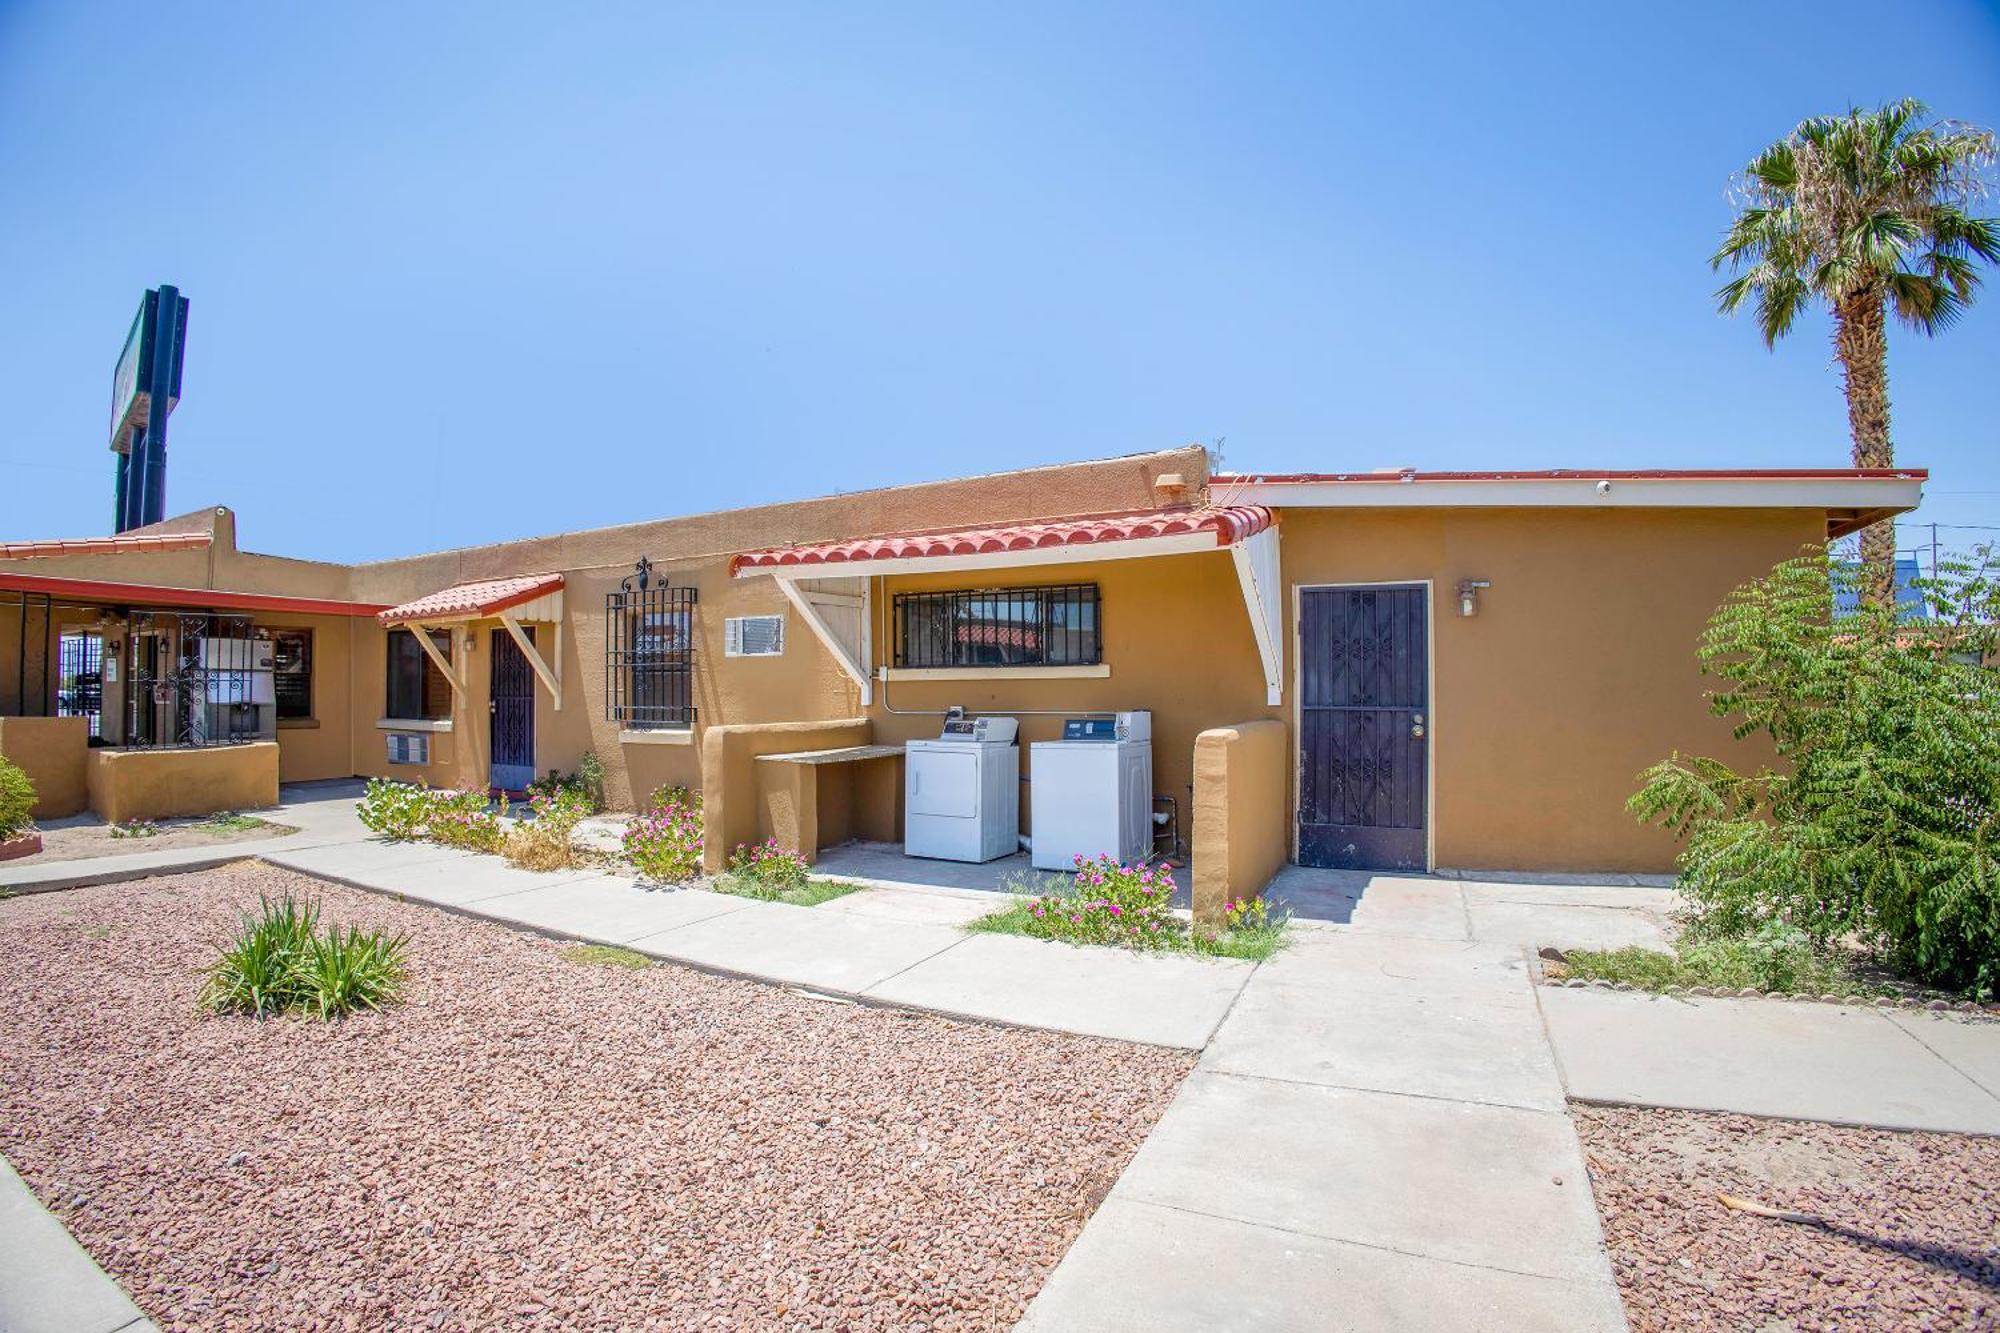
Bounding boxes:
1713 99 1998 599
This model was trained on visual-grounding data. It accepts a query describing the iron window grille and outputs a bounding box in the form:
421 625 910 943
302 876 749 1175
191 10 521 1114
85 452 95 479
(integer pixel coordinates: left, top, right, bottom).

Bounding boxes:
56 631 104 737
606 559 697 729
892 583 1101 669
125 610 274 748
385 629 453 721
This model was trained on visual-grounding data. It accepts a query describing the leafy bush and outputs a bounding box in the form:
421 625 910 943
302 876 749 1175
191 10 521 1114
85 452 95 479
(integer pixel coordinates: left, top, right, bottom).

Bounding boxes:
357 778 430 840
576 750 606 810
201 895 407 1020
504 785 593 871
1631 547 2000 997
528 763 603 814
973 856 1288 961
647 783 701 812
423 788 506 853
723 840 812 895
623 797 703 882
0 757 34 839
1561 923 1864 996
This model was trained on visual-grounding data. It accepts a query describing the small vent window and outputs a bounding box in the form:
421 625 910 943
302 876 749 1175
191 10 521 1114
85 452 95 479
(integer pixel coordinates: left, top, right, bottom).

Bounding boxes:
725 615 785 657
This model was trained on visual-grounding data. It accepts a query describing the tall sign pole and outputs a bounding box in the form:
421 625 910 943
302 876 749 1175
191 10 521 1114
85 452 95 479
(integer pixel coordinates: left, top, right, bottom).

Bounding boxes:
109 285 189 533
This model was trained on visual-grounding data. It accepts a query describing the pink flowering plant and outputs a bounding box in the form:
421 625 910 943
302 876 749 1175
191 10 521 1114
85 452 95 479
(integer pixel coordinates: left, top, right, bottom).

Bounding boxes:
623 797 704 882
1015 854 1180 948
723 839 814 898
423 787 507 854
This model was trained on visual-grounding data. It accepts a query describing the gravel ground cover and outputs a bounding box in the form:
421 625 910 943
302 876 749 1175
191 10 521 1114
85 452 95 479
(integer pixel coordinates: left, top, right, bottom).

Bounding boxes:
0 864 1192 1331
1574 1104 2000 1331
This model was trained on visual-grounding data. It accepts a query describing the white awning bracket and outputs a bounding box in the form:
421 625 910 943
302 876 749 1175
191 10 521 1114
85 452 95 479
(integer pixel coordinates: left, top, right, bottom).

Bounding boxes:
407 621 468 702
1230 525 1283 705
500 612 564 710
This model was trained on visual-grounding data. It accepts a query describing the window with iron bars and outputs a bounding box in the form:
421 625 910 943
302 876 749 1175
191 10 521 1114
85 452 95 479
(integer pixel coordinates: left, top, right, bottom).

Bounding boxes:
606 562 697 729
892 583 1101 669
125 610 274 747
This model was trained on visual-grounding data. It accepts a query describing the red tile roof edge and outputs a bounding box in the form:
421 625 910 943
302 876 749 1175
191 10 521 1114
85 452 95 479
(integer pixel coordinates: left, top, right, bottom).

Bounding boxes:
0 571 384 617
731 505 1274 573
377 573 565 625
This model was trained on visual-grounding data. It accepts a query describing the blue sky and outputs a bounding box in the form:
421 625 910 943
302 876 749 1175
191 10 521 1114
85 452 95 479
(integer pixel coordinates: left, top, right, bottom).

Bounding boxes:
2 1 1996 563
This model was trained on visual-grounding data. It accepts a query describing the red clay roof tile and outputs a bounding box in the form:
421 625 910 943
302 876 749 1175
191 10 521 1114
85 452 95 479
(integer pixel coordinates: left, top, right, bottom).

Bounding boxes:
378 573 564 625
732 505 1273 572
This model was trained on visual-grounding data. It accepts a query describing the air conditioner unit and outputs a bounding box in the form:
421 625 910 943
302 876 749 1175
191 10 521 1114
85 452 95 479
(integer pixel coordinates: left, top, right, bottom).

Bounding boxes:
725 614 784 657
386 732 430 765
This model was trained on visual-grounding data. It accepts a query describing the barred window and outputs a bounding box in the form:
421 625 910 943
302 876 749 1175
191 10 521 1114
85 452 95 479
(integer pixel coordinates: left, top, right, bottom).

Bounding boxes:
893 584 1100 669
607 561 697 729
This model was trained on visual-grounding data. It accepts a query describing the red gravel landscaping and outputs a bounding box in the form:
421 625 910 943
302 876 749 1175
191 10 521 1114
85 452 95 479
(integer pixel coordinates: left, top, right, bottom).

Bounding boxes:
0 865 1193 1331
1574 1103 2000 1332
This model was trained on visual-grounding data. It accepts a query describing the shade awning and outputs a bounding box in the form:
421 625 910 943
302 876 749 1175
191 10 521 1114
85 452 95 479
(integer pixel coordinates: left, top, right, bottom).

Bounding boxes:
377 573 565 626
731 505 1273 575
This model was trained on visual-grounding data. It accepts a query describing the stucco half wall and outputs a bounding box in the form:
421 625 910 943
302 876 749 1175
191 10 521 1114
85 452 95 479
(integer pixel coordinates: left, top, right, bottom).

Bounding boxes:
0 716 90 818
85 742 281 824
699 719 871 873
1191 720 1289 922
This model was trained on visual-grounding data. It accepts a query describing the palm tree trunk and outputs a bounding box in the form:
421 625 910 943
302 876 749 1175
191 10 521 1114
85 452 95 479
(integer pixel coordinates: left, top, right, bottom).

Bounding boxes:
1833 292 1897 605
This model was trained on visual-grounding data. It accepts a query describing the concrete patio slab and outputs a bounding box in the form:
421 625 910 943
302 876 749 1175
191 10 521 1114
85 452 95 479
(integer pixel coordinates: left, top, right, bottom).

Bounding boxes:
862 931 1253 1049
1883 1011 2000 1103
1541 988 2000 1134
1262 865 1471 937
0 1155 155 1333
1113 1070 1612 1284
1467 898 1671 952
1458 879 1682 912
260 838 471 884
1018 1196 1626 1333
476 877 751 941
627 904 965 994
811 841 1191 905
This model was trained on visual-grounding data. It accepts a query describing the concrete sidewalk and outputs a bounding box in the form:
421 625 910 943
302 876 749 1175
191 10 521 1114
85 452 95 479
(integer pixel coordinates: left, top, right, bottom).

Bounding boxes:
1541 988 2000 1135
0 1155 155 1333
261 837 1256 1051
1021 883 1633 1333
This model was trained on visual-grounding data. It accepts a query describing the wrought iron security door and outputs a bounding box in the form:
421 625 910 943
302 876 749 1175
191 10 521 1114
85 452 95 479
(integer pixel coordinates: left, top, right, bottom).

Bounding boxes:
1297 585 1429 870
489 626 536 792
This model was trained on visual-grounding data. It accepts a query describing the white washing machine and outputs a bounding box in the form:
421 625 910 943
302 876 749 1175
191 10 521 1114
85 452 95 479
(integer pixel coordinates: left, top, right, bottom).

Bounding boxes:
1029 711 1154 870
904 715 1020 862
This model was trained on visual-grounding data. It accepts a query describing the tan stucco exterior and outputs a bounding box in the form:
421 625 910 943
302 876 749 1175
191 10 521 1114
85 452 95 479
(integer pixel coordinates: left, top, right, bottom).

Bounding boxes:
85 741 280 824
0 716 91 818
1191 720 1290 920
0 447 1902 881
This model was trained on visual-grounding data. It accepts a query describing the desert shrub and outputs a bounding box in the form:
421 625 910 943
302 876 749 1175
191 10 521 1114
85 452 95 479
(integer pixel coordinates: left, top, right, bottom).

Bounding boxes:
504 785 593 871
423 788 506 853
528 764 603 814
575 750 606 810
0 757 35 839
201 895 407 1020
623 797 703 882
1631 547 2000 997
357 779 430 840
720 840 813 898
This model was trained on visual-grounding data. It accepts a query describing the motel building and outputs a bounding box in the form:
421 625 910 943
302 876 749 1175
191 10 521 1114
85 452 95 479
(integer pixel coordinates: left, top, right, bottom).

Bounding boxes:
0 443 1924 912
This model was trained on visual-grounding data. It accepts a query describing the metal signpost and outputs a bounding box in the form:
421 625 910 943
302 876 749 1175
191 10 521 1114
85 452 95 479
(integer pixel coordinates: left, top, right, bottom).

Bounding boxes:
110 285 189 533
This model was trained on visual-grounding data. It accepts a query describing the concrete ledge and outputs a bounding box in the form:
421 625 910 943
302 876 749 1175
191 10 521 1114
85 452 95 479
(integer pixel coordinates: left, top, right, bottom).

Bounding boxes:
0 1154 154 1333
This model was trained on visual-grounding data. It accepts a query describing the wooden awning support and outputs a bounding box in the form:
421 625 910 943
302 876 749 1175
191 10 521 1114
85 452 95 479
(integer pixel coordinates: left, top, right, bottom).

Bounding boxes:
406 621 468 702
1230 524 1284 705
773 575 873 706
499 612 564 710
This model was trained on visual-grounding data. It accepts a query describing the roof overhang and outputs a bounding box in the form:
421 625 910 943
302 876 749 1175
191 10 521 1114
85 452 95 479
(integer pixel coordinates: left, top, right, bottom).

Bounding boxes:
731 505 1274 579
0 570 385 618
377 573 565 627
0 531 214 560
1210 469 1926 540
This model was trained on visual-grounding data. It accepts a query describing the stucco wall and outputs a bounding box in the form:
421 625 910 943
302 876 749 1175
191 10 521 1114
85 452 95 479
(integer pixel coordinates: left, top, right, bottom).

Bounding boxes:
85 742 280 824
0 716 90 818
698 718 871 872
1190 721 1289 921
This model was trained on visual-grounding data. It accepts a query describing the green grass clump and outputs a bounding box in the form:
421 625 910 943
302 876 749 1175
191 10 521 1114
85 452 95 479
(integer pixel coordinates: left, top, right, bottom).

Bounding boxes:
561 944 654 969
200 811 274 833
202 896 408 1020
1559 924 1868 996
715 872 862 907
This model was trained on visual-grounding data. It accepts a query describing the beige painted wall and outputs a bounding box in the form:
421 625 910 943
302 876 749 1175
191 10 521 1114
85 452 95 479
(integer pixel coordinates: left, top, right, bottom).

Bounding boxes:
0 716 90 818
85 741 280 823
698 719 870 872
1190 721 1290 921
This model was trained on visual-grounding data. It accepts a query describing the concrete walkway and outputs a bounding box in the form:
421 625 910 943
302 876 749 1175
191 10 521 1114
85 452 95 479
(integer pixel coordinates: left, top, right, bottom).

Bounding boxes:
1543 989 2000 1135
260 837 1255 1050
1019 872 1635 1332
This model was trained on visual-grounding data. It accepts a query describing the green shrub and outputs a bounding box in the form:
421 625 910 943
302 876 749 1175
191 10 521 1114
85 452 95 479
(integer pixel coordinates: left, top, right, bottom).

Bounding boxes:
201 896 407 1020
647 783 701 812
423 788 506 853
0 757 34 839
575 750 606 810
623 796 703 882
528 764 603 814
723 839 812 895
357 779 430 840
1630 547 2000 997
110 819 161 838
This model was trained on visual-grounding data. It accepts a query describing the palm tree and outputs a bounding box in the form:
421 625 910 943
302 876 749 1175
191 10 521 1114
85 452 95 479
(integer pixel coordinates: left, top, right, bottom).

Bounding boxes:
1713 98 1998 600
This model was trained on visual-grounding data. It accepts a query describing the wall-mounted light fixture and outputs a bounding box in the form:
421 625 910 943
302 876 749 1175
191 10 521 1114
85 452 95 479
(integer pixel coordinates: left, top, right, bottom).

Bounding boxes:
1456 579 1491 617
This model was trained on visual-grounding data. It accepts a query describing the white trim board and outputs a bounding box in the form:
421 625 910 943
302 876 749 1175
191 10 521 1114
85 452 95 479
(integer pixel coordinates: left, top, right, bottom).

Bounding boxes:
1221 475 1924 513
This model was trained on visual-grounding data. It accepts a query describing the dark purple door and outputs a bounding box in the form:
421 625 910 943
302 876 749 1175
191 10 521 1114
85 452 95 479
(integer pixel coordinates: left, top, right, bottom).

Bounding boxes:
1297 585 1428 871
489 627 535 792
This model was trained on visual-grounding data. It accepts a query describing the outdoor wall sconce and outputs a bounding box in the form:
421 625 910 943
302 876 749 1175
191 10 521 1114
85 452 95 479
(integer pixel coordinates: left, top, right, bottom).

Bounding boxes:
1456 579 1491 617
